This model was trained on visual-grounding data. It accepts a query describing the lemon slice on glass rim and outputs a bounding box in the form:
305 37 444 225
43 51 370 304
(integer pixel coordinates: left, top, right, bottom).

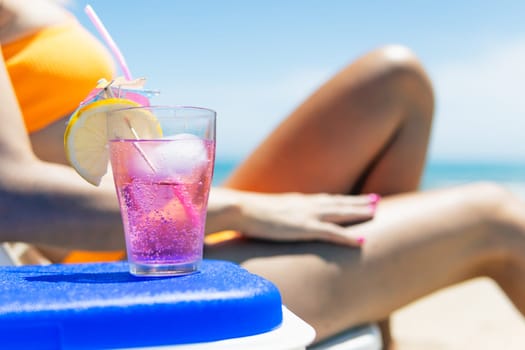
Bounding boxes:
64 98 162 186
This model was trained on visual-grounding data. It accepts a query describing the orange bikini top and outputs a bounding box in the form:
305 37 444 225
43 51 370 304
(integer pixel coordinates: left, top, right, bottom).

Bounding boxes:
3 18 115 133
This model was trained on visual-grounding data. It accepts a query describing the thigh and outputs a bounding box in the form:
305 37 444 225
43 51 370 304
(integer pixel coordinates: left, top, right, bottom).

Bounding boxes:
205 185 496 341
205 238 366 340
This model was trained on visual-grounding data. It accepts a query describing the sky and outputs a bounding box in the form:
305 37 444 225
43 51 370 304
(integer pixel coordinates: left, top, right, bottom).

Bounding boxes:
68 0 525 164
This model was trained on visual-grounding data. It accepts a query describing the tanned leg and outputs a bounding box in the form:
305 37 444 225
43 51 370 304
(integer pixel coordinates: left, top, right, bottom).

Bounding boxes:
221 45 434 347
206 183 525 344
224 44 434 195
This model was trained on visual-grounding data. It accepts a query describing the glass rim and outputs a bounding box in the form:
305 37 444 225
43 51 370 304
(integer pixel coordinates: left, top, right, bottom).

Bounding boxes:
110 104 216 116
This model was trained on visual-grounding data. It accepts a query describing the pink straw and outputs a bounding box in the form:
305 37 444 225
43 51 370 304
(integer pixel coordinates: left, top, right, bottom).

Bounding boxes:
84 5 199 225
84 4 133 80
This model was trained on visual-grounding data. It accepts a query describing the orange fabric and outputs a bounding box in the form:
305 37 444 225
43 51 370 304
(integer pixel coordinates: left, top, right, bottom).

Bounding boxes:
62 250 126 264
3 18 115 133
204 230 242 245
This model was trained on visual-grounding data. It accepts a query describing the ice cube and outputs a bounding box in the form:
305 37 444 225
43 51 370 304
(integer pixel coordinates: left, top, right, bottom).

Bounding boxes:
126 142 158 178
151 133 208 179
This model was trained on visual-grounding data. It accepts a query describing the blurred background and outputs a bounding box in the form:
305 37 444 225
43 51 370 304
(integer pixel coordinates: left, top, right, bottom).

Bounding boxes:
69 0 525 191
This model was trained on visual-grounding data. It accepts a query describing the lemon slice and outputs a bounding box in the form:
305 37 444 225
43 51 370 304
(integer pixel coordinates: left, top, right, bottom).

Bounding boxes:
64 98 161 186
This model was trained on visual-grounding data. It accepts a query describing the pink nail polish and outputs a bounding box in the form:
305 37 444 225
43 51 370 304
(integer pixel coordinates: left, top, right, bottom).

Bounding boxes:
368 193 381 205
357 236 366 245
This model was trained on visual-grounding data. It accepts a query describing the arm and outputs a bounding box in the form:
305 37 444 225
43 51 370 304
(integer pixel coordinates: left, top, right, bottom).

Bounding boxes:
0 47 124 250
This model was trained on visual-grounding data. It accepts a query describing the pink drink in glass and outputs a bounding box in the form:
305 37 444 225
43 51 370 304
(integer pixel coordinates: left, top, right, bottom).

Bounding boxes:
109 137 215 276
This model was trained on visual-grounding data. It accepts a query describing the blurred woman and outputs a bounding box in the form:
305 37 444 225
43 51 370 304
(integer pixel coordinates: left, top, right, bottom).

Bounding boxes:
3 1 525 348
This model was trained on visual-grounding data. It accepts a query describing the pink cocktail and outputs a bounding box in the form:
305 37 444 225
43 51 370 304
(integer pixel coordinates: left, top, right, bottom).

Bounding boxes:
108 106 216 276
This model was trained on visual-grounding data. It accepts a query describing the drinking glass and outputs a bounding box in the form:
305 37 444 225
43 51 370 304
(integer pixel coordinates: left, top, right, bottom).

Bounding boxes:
107 106 216 276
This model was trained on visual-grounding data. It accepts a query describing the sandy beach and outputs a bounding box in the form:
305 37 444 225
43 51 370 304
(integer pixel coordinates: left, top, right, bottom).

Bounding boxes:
391 277 525 349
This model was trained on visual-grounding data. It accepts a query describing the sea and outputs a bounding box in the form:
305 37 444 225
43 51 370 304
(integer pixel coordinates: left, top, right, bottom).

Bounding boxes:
212 159 525 198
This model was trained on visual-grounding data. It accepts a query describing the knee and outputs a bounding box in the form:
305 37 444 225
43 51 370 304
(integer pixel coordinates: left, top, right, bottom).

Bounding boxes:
461 181 514 213
373 45 430 74
458 181 525 241
372 45 433 92
357 44 435 120
460 182 525 278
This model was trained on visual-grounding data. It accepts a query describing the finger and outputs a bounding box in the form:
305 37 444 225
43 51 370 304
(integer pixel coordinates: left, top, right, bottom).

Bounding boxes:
319 205 376 224
326 193 382 207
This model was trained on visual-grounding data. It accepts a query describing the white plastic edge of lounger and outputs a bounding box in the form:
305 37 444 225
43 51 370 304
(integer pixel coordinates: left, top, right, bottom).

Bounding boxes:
117 306 316 350
0 245 14 266
307 323 383 350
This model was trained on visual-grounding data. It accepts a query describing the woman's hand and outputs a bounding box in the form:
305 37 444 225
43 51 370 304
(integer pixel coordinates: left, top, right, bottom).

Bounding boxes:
206 188 380 246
